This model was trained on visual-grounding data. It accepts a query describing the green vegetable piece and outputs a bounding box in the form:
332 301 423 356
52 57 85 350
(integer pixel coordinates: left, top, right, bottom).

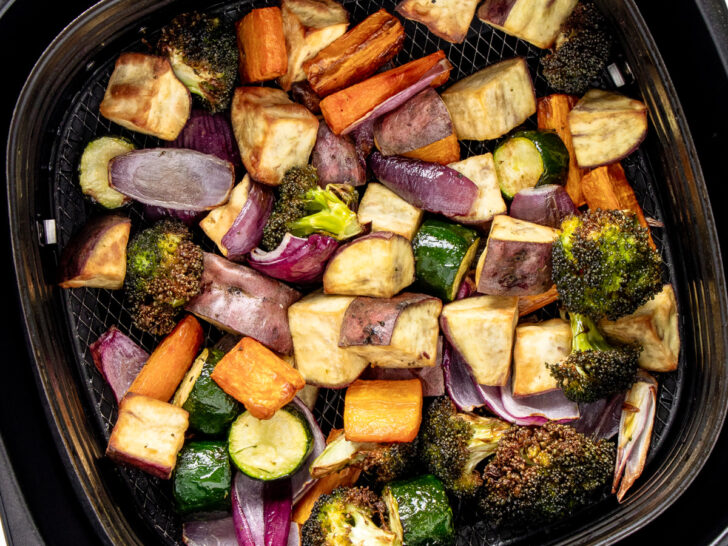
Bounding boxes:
173 440 232 514
413 219 480 302
78 136 135 209
383 475 455 546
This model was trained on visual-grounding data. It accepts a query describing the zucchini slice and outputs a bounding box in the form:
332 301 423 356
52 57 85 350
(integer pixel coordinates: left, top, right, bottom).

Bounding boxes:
228 405 312 481
493 130 569 199
412 219 480 302
78 136 135 208
173 349 241 437
173 440 232 514
382 474 454 546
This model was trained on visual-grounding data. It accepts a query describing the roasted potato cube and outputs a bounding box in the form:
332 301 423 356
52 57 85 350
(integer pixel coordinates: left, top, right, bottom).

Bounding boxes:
442 57 536 141
200 175 254 256
236 7 288 83
288 292 369 388
279 0 349 90
231 87 319 186
440 295 519 386
600 284 679 372
99 53 191 141
396 0 479 43
512 318 572 396
448 153 506 226
357 183 424 240
106 393 189 479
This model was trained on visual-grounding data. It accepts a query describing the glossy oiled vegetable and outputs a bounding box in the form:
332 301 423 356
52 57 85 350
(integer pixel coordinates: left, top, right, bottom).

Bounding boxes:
173 440 232 514
509 184 579 228
78 136 135 208
236 7 288 83
248 233 340 284
311 121 366 186
90 326 148 403
168 109 241 166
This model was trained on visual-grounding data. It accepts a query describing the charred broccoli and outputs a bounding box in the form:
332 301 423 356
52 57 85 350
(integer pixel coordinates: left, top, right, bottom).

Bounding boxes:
125 220 203 336
301 486 398 546
552 209 663 320
157 12 238 113
541 1 613 94
479 422 615 526
547 313 639 403
420 396 511 497
260 166 363 251
309 432 418 483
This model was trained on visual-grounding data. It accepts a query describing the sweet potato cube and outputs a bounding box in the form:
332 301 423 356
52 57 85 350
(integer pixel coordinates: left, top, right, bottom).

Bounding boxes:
304 9 404 97
211 337 305 420
357 183 424 241
237 8 288 83
343 379 423 442
106 393 189 480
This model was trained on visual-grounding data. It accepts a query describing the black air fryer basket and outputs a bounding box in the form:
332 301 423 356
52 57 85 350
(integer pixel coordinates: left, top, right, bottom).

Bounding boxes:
7 0 728 544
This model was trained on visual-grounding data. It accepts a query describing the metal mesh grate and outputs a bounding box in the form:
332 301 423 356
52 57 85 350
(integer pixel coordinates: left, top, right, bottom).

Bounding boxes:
49 1 680 544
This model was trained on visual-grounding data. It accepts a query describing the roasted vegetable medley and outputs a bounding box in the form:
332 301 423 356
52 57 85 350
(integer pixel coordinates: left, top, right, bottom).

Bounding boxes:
59 0 681 544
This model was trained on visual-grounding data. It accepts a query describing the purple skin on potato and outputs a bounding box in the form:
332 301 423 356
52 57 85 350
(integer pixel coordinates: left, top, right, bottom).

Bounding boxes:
105 446 175 480
312 121 367 187
477 240 554 296
477 0 515 25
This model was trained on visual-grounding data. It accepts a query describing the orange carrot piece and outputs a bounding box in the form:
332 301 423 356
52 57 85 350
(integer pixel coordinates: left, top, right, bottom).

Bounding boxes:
401 133 460 165
518 285 559 317
211 337 305 420
320 51 452 135
304 9 404 97
292 465 361 524
236 7 288 83
344 379 423 443
537 94 585 206
127 315 204 402
581 163 656 248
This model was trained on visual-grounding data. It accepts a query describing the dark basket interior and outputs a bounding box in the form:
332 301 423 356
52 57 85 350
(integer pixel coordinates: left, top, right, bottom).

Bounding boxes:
45 1 683 544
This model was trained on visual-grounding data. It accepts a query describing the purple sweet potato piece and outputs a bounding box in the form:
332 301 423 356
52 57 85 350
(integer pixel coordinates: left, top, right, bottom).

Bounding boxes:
90 326 148 402
312 121 367 186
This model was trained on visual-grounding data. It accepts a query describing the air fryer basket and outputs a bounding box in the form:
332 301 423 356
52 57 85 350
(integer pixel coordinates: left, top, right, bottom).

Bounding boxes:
7 0 728 544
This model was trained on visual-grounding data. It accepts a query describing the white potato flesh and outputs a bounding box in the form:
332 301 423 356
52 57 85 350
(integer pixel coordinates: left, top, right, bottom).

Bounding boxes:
441 295 519 386
512 318 571 396
568 89 648 168
448 153 507 225
442 57 536 141
358 183 424 240
288 292 369 387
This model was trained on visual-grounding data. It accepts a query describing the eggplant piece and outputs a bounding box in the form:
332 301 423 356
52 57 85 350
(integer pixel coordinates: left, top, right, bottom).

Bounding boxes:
311 121 366 187
339 292 443 368
288 292 370 388
373 88 454 157
613 371 658 501
369 152 478 218
185 253 302 355
440 295 519 386
106 393 189 480
441 57 536 141
323 231 415 298
509 184 579 228
58 214 131 289
568 89 648 168
357 183 424 241
475 214 559 296
599 284 679 372
448 153 507 226
512 318 572 396
109 148 234 211
396 0 480 43
89 326 148 403
477 0 578 49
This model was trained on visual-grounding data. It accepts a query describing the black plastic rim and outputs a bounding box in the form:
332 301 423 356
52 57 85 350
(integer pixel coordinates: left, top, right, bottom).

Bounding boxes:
7 1 728 545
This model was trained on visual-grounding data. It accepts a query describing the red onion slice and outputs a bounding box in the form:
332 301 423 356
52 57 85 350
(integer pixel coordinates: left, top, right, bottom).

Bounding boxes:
264 480 292 546
509 184 579 228
442 343 486 412
497 382 580 424
221 182 274 262
232 473 265 546
143 205 205 226
289 397 326 504
248 234 340 284
89 326 148 402
573 393 626 439
182 517 238 545
169 109 242 167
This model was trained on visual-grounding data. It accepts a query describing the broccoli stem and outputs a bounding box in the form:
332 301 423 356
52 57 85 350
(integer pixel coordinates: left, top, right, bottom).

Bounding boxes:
462 415 506 475
570 313 612 353
288 187 362 240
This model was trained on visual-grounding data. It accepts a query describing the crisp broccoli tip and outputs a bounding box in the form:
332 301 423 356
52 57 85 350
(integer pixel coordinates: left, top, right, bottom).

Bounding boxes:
287 184 363 240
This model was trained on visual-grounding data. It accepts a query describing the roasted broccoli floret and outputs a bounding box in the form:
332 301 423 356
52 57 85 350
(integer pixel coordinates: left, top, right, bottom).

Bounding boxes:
157 12 238 113
125 220 203 336
301 486 398 546
541 1 613 94
479 422 615 526
260 166 363 251
547 313 639 403
420 396 511 497
552 209 663 320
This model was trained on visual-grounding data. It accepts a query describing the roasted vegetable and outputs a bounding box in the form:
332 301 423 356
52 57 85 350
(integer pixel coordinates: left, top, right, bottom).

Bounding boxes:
421 396 511 497
236 7 288 83
312 121 367 186
547 313 639 403
78 136 134 209
512 318 571 397
293 465 362 525
90 326 149 403
124 220 204 335
448 153 506 226
508 184 579 228
478 422 615 526
357 183 424 240
552 209 663 320
301 486 397 546
396 0 479 43
173 440 232 514
541 1 612 94
248 233 340 284
157 12 238 113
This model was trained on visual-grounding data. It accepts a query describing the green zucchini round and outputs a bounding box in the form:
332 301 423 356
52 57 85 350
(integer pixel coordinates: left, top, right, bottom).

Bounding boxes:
173 440 232 514
78 136 135 208
228 405 313 481
493 130 569 199
383 474 455 546
412 219 480 302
